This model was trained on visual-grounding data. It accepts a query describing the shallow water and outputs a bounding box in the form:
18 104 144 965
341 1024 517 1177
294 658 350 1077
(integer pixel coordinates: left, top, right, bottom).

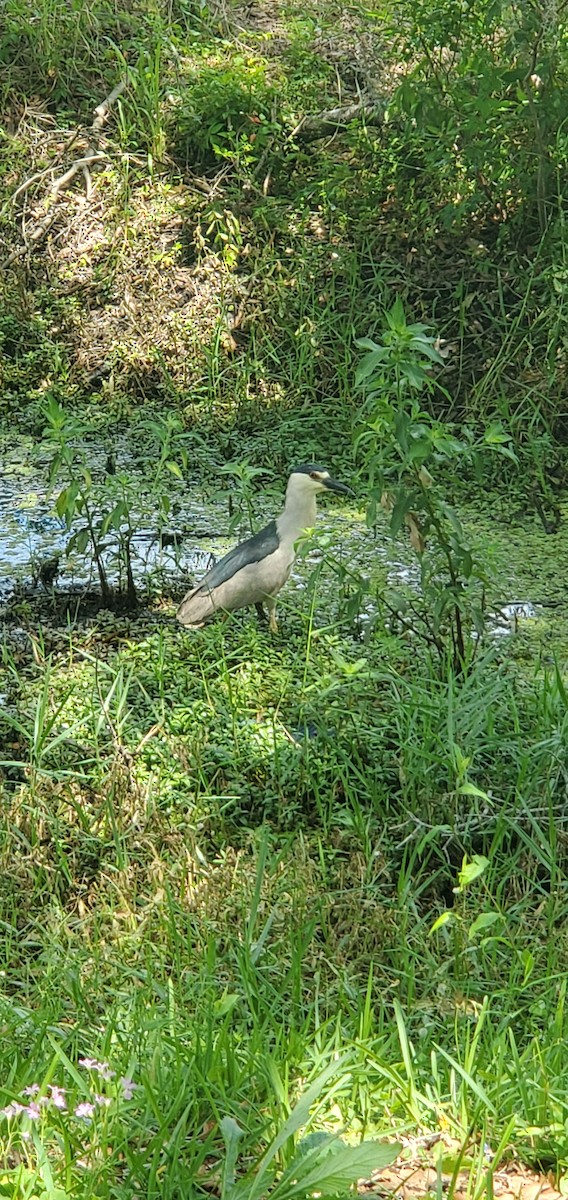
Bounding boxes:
1 438 223 598
1 439 567 655
0 438 402 601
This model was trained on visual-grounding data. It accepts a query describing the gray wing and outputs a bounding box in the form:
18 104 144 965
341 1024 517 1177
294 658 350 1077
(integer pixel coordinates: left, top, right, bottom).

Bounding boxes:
193 520 279 594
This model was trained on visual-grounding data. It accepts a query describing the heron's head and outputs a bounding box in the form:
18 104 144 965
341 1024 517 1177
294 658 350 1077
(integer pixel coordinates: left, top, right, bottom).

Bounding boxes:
288 464 351 497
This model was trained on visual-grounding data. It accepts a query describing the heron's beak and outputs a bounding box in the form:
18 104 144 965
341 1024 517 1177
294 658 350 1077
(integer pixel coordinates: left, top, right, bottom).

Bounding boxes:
322 476 352 495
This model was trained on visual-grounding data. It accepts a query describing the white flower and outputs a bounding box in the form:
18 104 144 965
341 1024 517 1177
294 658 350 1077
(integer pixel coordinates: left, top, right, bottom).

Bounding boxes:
79 1058 114 1080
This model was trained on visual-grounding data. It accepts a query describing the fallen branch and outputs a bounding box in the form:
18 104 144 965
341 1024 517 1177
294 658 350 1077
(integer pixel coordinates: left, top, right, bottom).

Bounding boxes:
3 77 128 269
12 165 56 205
3 211 59 267
291 100 385 141
92 78 127 133
50 152 108 199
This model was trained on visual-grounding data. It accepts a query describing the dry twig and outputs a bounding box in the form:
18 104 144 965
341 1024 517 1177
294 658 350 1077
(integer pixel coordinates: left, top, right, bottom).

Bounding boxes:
3 77 128 269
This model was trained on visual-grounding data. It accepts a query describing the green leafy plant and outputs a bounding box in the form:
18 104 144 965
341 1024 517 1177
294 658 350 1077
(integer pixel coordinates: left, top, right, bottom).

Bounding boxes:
196 205 243 268
218 1059 400 1200
386 0 568 235
114 37 168 168
40 398 189 607
0 656 82 790
429 852 502 944
354 298 516 671
172 58 278 169
43 400 116 606
0 1048 138 1200
215 460 272 537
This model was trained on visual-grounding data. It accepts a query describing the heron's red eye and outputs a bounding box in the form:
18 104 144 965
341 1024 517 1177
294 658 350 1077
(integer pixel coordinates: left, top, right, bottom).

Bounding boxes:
310 472 320 480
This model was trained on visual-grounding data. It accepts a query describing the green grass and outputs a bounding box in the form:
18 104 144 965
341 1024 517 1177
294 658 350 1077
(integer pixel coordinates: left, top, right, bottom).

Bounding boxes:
2 0 568 1193
2 605 568 1196
2 0 567 459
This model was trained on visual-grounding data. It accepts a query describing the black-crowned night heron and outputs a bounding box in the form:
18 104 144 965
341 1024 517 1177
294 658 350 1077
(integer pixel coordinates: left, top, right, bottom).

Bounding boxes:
176 464 351 632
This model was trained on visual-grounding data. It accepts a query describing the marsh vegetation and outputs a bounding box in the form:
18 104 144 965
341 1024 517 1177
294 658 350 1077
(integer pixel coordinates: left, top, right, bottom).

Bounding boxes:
1 0 568 1196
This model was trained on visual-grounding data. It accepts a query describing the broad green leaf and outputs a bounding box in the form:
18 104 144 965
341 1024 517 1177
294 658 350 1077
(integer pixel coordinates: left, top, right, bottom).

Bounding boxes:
296 1132 337 1155
429 911 454 934
394 408 410 452
455 855 489 892
55 487 69 518
468 911 500 939
48 452 63 483
459 781 491 800
109 501 128 531
453 746 471 776
213 992 241 1017
166 459 184 478
407 436 432 463
220 1116 244 1200
484 422 510 444
355 348 389 386
438 502 464 537
389 490 413 537
219 463 266 479
100 502 128 536
246 1056 352 1200
491 442 518 463
432 433 466 457
354 337 382 352
385 296 407 330
410 339 445 364
55 482 79 523
273 1137 401 1199
67 527 90 555
400 362 430 389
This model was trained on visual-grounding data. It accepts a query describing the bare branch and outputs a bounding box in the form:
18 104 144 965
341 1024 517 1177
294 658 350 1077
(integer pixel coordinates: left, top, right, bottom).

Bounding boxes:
3 210 59 266
92 78 128 133
291 100 385 141
11 166 55 204
51 152 107 198
3 77 128 269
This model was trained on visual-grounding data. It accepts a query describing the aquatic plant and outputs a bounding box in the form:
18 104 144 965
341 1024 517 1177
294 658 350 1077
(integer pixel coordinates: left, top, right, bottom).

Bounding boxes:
355 299 517 672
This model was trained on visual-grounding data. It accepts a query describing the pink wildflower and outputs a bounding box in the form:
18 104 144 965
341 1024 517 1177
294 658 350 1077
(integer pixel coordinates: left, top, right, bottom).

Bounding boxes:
94 1094 112 1108
23 1084 40 1097
79 1058 114 1080
1 1101 24 1118
49 1086 67 1110
120 1077 137 1100
24 1102 40 1121
75 1102 96 1119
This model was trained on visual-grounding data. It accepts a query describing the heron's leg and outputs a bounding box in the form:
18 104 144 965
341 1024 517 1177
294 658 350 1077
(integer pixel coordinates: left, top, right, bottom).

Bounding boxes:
266 596 278 633
255 602 267 622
